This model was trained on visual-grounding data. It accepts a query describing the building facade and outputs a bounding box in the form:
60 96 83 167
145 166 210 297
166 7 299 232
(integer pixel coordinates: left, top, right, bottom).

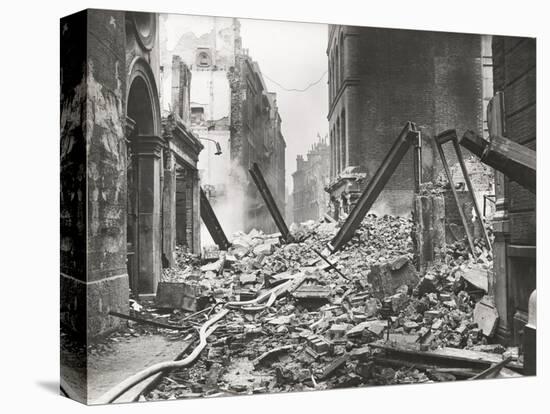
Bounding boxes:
491 36 536 345
232 56 286 232
292 136 331 223
326 25 489 217
61 10 203 339
161 17 286 236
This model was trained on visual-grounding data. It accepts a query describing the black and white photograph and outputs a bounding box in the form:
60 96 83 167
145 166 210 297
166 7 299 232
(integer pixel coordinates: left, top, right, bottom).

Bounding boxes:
3 1 547 412
58 7 538 405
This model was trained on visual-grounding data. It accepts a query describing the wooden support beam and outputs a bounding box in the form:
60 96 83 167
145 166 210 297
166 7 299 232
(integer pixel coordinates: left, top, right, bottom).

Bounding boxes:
328 122 419 253
435 130 492 255
249 163 292 242
461 130 536 193
199 187 231 251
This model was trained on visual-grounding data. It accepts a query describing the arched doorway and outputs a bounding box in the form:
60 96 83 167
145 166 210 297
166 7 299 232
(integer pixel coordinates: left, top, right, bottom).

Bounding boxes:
126 57 163 296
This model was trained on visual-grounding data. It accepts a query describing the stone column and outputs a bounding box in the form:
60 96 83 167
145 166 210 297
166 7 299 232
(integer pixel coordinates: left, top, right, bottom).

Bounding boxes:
175 168 187 247
134 135 165 295
162 150 176 268
488 92 512 344
191 171 201 254
81 10 129 339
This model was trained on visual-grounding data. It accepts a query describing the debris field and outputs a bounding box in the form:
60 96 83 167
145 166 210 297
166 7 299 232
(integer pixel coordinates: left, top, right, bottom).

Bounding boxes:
103 213 522 401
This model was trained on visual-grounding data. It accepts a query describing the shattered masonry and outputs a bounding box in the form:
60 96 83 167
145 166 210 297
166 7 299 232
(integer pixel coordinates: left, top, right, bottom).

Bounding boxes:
60 10 536 404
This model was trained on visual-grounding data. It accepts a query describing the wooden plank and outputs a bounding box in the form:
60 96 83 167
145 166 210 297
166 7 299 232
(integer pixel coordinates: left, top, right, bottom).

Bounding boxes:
369 340 523 370
373 357 480 378
329 122 418 252
249 163 291 242
491 134 536 172
199 187 231 250
460 130 536 193
508 139 536 209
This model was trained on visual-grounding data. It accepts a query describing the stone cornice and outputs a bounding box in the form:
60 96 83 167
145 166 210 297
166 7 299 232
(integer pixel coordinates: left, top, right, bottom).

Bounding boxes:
132 135 165 158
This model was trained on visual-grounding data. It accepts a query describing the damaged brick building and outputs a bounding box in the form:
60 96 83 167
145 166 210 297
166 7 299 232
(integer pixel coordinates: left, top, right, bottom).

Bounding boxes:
161 16 286 236
291 135 331 223
325 25 493 218
234 64 286 233
61 9 203 338
490 36 536 345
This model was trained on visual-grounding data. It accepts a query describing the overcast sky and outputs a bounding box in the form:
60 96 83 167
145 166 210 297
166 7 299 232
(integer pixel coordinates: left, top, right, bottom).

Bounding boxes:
239 18 328 192
163 14 329 193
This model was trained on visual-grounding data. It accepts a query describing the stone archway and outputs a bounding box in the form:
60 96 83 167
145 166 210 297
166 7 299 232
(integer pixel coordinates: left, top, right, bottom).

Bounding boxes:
126 57 163 296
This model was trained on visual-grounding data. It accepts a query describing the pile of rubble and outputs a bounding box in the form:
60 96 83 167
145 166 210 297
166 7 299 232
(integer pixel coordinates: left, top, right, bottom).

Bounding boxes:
125 214 520 400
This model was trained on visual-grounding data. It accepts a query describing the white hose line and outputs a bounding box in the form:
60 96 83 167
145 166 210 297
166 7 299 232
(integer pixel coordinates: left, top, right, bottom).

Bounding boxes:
95 308 229 404
97 275 301 403
225 278 294 309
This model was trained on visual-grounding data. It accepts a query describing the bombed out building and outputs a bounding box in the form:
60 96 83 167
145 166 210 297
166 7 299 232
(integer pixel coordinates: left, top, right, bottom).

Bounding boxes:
60 9 537 404
234 55 286 232
61 10 203 339
325 25 493 218
324 25 536 349
490 36 536 345
161 16 286 236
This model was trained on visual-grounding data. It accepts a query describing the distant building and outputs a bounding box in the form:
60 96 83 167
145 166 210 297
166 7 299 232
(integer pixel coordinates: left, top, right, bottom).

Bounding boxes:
292 136 330 223
326 25 491 218
160 17 286 236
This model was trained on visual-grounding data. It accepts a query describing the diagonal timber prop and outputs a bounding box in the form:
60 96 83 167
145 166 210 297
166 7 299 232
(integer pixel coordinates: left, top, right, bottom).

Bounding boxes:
328 122 420 253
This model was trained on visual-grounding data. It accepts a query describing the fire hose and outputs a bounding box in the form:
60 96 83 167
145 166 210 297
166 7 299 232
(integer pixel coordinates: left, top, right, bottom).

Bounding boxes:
96 275 301 404
95 308 229 404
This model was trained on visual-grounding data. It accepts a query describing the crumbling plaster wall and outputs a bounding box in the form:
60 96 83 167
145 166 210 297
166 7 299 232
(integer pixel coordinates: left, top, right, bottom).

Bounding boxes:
86 10 129 337
61 11 89 343
60 10 130 341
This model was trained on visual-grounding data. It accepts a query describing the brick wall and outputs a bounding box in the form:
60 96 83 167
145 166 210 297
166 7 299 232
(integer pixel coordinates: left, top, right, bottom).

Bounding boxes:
292 140 330 223
328 26 484 216
492 36 536 343
493 37 536 246
231 56 286 233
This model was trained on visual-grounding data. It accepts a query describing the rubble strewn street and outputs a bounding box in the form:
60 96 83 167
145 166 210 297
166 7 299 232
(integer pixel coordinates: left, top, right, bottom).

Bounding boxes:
59 11 537 406
96 213 521 401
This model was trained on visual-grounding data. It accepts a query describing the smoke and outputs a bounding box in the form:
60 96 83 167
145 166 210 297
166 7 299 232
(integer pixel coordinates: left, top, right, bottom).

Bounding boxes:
370 192 414 218
200 159 250 248
370 199 393 217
